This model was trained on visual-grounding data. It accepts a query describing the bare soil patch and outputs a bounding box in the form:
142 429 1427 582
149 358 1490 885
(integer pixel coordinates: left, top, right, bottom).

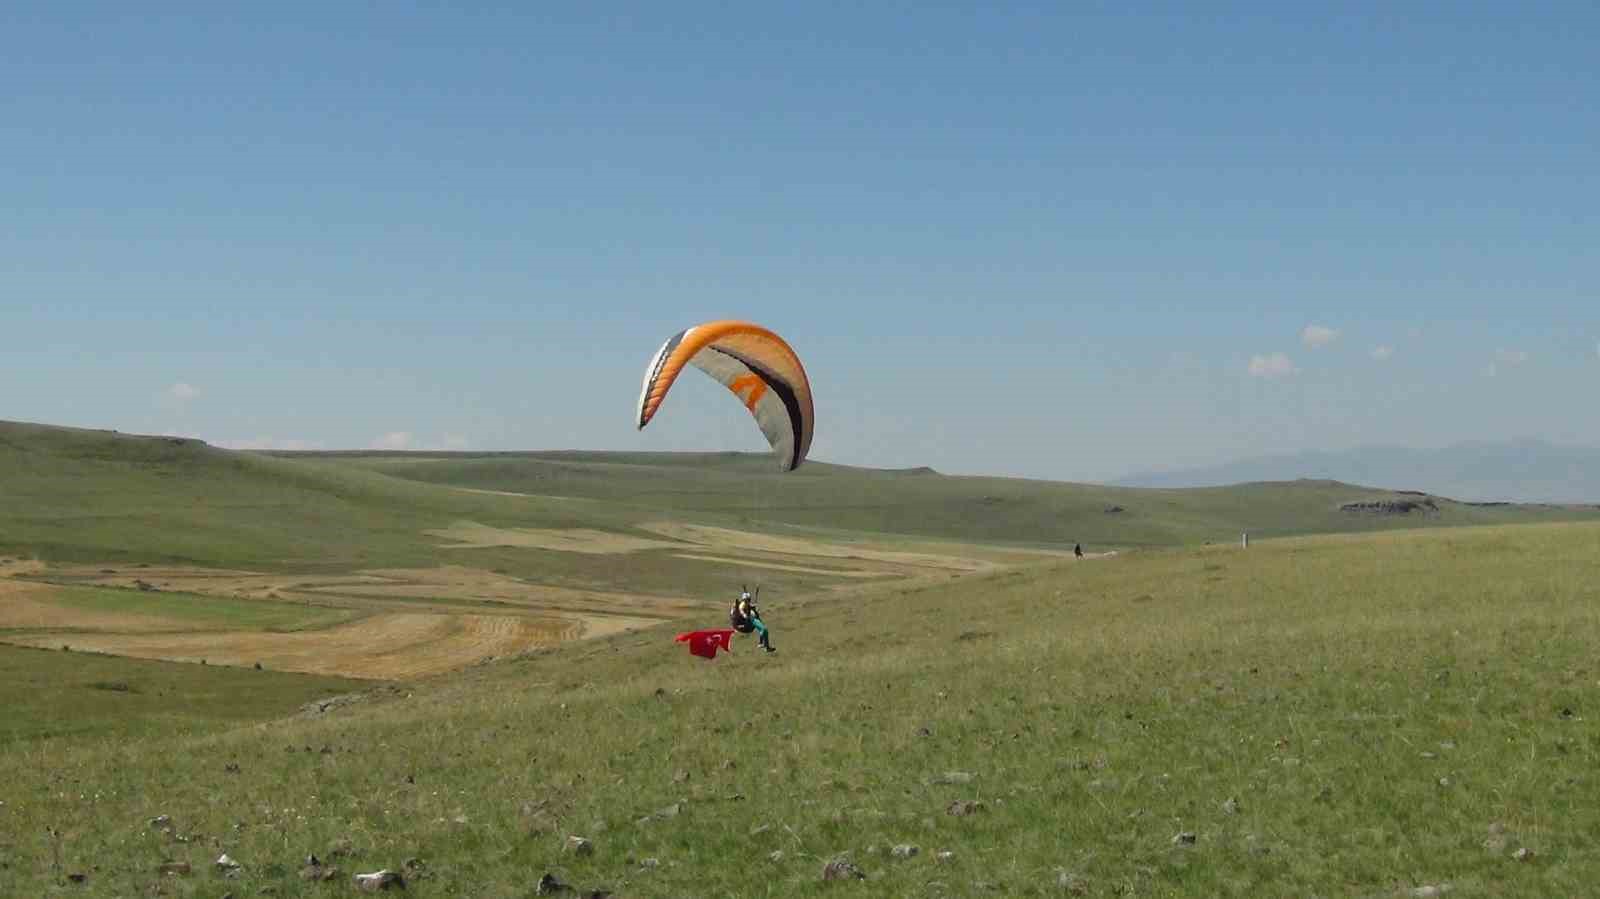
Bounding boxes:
426 522 679 553
670 553 887 578
0 582 194 633
640 522 995 572
12 611 601 680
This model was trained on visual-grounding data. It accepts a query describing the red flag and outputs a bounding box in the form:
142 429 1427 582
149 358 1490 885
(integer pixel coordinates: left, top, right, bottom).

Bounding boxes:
675 629 735 660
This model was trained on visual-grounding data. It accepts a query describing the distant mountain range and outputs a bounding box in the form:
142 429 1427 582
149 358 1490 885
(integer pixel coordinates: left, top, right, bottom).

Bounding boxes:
1113 440 1600 504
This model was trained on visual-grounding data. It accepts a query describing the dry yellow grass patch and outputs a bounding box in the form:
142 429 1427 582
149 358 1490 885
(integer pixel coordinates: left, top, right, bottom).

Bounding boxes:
0 580 192 633
670 553 887 578
640 522 995 572
426 522 679 553
12 611 608 680
0 558 47 578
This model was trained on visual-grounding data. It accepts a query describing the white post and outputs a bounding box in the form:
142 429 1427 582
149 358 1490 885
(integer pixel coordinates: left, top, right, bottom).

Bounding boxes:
1242 531 1249 548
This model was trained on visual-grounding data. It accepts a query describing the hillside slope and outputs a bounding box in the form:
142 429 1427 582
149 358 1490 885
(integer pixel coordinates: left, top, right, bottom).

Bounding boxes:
302 448 1600 547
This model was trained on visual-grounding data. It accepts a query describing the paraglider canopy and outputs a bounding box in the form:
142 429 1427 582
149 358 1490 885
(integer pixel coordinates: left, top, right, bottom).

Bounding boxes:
636 320 815 471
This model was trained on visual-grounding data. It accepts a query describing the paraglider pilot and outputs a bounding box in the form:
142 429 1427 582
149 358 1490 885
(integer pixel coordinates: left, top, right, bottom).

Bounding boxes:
730 586 775 653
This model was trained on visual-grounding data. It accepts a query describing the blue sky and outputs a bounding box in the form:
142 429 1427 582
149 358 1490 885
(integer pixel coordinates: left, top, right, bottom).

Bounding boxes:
4 3 1596 482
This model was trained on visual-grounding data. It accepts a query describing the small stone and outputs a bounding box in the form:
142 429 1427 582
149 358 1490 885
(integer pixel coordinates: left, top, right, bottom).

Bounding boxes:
769 850 784 862
820 858 865 881
934 771 975 785
535 873 571 895
639 857 659 869
935 850 955 863
148 814 174 832
1438 777 1452 788
1513 847 1535 862
1171 831 1197 846
566 835 594 857
157 861 190 876
300 862 341 882
1410 885 1452 898
215 853 241 873
351 869 407 892
655 802 682 819
1221 797 1239 815
890 844 920 859
946 799 986 817
1056 869 1089 894
672 769 690 784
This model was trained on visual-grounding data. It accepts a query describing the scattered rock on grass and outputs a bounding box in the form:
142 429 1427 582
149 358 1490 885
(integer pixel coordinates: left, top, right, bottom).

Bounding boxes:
1409 885 1452 898
157 861 190 876
1221 797 1239 816
300 856 342 881
1513 847 1535 862
566 836 594 857
946 800 986 817
821 858 865 881
935 850 955 863
1055 869 1089 895
1171 831 1197 846
890 844 919 859
933 772 975 785
215 853 241 876
535 872 571 895
353 869 405 891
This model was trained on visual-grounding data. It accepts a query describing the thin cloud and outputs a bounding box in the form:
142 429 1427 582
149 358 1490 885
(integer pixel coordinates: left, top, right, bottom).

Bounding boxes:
1301 325 1340 349
1371 345 1395 361
216 437 325 451
1248 352 1298 379
1485 349 1529 378
367 432 470 451
156 382 202 413
369 432 414 451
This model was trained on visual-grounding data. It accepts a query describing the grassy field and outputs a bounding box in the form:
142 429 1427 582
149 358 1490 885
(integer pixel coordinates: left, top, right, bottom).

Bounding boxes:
2 521 1597 896
4 419 1599 895
304 449 1600 548
0 644 366 744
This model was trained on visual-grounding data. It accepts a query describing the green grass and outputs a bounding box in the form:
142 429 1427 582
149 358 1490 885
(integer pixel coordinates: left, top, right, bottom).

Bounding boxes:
0 644 365 744
303 448 1600 548
6 420 1596 581
3 522 1597 896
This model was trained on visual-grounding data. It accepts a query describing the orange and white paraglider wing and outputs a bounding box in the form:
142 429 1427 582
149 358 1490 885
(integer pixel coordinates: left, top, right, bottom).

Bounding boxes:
636 320 814 470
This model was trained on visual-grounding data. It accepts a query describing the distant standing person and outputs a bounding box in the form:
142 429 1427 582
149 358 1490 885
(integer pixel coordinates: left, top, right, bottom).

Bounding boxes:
1074 543 1084 558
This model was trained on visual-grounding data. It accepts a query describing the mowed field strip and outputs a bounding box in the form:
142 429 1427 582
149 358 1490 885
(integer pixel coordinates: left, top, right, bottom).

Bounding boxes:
0 519 1051 679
